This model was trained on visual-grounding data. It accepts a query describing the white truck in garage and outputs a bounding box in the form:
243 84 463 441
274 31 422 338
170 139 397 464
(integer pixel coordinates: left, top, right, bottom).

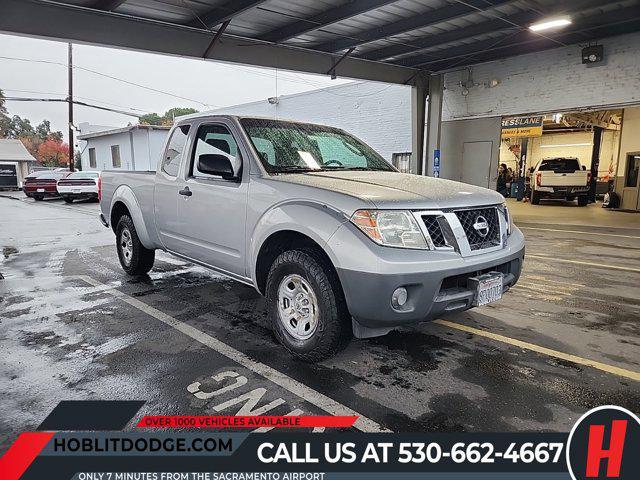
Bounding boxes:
530 157 591 206
99 114 525 361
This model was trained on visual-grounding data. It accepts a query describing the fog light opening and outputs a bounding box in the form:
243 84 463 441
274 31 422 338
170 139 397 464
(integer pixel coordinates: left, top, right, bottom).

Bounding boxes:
391 287 408 309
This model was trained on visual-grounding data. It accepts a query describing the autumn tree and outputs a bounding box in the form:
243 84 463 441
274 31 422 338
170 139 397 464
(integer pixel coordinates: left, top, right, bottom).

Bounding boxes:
38 139 70 167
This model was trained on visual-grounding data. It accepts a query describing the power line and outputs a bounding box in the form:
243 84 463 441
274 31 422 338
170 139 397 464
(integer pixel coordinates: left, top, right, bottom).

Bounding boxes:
0 55 218 109
4 97 143 118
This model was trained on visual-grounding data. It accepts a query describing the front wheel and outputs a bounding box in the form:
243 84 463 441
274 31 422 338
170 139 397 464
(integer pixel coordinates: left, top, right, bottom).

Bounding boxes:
266 249 351 362
115 215 155 275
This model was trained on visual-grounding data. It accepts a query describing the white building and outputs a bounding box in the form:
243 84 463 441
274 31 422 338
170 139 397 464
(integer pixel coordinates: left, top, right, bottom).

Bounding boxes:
77 124 170 171
212 81 413 166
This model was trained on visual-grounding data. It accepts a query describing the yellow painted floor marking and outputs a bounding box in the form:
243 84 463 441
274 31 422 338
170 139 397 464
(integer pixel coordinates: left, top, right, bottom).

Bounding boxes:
434 319 640 382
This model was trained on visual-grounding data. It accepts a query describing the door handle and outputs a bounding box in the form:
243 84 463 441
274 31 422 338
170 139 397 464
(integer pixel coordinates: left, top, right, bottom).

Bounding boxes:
178 186 192 197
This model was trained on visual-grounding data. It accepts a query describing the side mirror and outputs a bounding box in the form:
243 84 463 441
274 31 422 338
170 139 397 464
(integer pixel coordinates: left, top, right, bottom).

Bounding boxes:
197 154 239 181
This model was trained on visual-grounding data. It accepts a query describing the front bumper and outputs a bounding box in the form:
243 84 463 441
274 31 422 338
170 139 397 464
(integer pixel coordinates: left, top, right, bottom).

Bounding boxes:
331 224 525 336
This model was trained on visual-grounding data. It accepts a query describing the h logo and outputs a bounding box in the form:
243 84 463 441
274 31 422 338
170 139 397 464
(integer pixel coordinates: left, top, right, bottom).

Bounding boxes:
567 406 639 480
586 420 627 477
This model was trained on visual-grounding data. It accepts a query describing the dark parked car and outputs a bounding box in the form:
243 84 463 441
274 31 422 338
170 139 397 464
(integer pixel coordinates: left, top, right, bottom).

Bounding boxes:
23 171 69 201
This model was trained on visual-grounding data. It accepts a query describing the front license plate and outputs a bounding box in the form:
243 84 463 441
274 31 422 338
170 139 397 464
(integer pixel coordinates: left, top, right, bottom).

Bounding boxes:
470 272 503 307
37 188 45 193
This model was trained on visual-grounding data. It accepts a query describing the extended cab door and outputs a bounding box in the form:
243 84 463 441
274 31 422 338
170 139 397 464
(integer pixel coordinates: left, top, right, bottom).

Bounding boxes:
154 124 191 251
174 120 248 277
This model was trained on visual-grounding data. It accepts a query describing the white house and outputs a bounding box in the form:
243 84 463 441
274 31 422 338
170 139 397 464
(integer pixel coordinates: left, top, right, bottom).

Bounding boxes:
77 124 170 171
0 139 37 189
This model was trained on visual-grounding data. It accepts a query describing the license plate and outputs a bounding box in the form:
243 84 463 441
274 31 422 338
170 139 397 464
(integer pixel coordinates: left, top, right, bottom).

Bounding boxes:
37 188 45 193
469 272 503 307
73 189 82 194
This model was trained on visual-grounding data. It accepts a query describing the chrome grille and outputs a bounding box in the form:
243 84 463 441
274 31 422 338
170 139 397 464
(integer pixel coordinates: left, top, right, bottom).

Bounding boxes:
421 215 447 248
454 207 501 251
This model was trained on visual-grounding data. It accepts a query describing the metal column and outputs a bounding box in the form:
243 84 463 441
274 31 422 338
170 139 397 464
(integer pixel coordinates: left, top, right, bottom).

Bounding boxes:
410 74 429 175
425 74 444 177
589 126 603 203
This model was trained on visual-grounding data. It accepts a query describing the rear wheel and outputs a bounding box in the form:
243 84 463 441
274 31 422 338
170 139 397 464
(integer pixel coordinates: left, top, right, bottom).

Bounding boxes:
531 190 541 205
577 196 589 207
63 196 73 203
115 215 155 275
266 249 351 362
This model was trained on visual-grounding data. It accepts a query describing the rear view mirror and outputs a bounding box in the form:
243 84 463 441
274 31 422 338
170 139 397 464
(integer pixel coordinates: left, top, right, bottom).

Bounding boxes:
197 154 239 181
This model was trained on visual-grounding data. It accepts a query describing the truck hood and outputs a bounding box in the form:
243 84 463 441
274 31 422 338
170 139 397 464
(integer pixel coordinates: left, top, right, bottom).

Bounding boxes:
271 171 504 210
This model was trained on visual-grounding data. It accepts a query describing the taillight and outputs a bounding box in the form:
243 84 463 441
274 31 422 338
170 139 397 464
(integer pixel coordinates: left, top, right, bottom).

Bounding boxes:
98 176 102 202
536 172 541 187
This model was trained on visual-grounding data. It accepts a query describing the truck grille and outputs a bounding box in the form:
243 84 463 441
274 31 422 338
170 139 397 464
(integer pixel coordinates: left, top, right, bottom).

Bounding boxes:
421 215 447 247
454 207 501 251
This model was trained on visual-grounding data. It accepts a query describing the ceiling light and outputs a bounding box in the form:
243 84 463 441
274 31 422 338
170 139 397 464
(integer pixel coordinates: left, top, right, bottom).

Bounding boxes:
529 17 572 32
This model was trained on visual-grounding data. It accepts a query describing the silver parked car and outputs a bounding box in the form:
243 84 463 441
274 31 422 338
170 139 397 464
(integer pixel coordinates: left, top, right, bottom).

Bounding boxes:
99 115 525 361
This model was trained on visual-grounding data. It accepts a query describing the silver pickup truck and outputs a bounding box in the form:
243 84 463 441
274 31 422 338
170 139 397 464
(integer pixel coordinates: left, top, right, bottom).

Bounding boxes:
100 114 525 361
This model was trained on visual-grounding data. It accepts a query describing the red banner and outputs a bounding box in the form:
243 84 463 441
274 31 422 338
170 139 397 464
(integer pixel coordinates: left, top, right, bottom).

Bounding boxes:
136 415 358 429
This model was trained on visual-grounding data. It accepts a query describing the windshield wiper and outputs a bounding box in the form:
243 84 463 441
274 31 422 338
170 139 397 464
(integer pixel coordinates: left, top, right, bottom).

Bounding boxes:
275 166 322 173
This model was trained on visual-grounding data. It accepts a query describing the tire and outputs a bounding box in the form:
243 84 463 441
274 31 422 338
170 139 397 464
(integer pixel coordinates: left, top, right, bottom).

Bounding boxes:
531 190 541 205
34 195 43 201
266 249 351 362
115 215 155 275
577 196 589 207
63 196 73 203
566 195 575 202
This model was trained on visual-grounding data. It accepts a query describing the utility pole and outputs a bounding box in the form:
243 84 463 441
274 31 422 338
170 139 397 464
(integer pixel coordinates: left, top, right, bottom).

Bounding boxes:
68 43 75 171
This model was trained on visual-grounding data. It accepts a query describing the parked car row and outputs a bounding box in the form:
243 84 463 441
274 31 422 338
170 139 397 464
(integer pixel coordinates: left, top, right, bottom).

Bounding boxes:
23 170 101 203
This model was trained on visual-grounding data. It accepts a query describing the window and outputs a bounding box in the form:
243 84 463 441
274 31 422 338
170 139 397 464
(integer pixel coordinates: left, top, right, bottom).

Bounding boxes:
538 158 581 172
240 118 394 173
162 124 190 177
625 154 640 188
89 148 96 168
392 152 412 173
111 145 121 168
191 124 240 179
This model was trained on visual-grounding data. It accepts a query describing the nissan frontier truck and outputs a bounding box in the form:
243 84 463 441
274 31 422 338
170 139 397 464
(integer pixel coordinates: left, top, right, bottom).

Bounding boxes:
99 115 525 361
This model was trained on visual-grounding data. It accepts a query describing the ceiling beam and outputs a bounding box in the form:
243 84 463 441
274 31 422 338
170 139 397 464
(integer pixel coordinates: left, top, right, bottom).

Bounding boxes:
313 0 517 53
360 0 606 61
188 0 268 29
258 0 398 43
91 0 126 11
0 0 418 85
412 8 640 71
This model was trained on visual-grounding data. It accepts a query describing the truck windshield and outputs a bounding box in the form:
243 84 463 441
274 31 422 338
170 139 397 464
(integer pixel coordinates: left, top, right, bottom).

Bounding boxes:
240 118 395 173
539 158 581 172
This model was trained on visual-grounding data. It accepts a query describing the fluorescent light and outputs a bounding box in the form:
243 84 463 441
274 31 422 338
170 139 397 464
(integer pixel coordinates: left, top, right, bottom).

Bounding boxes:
529 17 572 32
540 143 592 148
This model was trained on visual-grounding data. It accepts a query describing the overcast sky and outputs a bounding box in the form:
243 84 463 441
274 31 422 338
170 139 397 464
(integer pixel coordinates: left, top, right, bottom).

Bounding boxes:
0 33 352 146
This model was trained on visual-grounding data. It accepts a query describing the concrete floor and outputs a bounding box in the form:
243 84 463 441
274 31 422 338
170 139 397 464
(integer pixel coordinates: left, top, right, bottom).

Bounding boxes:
1 194 639 450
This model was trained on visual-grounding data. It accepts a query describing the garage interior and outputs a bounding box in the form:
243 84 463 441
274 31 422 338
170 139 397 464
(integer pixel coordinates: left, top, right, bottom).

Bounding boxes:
1 0 640 441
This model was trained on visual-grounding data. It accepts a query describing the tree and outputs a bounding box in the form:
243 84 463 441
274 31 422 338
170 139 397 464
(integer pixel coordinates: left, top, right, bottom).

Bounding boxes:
139 107 198 126
0 89 10 138
38 139 70 167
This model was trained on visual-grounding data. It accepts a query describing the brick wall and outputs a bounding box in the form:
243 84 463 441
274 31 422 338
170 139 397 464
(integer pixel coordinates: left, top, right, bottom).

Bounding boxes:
442 32 640 121
212 82 412 162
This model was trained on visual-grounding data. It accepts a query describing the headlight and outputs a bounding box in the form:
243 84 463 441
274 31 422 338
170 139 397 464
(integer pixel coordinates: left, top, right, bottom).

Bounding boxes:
502 203 513 235
351 210 430 249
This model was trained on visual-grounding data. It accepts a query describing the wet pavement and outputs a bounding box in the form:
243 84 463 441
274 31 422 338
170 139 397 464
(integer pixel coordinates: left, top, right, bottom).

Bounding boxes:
1 194 639 450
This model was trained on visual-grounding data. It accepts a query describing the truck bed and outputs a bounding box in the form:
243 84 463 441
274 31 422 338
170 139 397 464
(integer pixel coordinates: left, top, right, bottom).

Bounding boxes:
100 170 156 229
538 171 589 187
